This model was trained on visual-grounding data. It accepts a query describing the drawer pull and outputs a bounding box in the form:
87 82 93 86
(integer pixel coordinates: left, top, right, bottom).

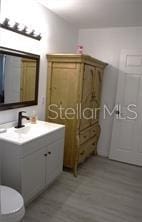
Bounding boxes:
80 151 85 155
48 151 51 155
44 154 47 157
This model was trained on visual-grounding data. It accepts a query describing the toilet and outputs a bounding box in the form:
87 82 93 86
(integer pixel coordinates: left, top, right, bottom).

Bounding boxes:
0 185 25 222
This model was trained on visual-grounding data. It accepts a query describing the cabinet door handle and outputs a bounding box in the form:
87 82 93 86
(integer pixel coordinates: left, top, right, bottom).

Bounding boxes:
44 154 47 157
48 151 51 155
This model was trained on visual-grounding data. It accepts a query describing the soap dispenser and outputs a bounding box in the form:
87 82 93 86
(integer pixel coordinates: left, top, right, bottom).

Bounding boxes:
30 110 37 124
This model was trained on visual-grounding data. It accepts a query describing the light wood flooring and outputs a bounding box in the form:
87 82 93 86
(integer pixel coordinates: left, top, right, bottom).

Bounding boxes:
24 156 142 222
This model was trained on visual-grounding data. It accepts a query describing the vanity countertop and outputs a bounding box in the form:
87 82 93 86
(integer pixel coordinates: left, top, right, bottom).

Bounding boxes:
0 121 65 145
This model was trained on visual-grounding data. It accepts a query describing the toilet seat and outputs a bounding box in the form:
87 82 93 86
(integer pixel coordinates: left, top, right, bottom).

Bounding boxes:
0 185 25 222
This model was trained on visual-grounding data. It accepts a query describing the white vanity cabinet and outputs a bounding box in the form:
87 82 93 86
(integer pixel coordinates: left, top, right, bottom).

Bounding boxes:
0 121 65 204
21 139 64 203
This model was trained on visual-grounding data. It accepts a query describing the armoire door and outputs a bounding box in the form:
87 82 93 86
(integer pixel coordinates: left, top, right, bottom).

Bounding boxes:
49 63 79 120
48 63 80 167
80 65 94 130
91 67 103 124
110 49 142 166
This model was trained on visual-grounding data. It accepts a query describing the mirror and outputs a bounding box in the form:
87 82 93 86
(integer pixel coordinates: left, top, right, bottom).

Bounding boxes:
0 47 40 110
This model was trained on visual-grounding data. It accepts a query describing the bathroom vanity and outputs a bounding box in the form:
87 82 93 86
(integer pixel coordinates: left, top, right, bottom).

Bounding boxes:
0 121 65 204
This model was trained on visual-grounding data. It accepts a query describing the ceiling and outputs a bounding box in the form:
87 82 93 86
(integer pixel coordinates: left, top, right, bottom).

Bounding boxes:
38 0 142 28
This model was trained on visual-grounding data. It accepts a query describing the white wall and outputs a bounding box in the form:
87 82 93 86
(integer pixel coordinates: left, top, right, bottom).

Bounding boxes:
79 27 142 156
0 0 78 124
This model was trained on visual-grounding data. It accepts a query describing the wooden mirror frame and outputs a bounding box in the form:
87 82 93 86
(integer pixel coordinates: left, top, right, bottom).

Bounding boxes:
0 47 40 111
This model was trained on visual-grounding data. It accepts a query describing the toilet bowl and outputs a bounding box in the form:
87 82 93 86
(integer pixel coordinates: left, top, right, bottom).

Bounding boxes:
0 185 25 222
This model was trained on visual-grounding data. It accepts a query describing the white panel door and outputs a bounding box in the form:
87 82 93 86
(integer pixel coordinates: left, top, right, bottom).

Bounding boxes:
109 50 142 166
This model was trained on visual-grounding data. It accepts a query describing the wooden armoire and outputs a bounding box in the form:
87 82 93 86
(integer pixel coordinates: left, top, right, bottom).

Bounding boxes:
46 54 107 176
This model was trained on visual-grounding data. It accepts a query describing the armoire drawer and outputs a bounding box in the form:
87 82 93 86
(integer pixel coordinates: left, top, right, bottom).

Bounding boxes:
90 124 100 139
78 148 86 163
86 141 96 157
79 124 100 145
78 138 97 163
79 129 90 144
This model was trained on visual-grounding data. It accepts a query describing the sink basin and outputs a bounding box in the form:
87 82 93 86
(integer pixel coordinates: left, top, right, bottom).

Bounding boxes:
14 125 31 134
0 121 64 145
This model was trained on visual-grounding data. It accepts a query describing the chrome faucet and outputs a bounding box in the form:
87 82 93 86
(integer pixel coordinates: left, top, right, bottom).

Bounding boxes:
15 111 30 128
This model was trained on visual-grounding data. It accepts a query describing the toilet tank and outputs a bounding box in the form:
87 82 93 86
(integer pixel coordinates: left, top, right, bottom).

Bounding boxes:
0 157 1 184
0 145 2 184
